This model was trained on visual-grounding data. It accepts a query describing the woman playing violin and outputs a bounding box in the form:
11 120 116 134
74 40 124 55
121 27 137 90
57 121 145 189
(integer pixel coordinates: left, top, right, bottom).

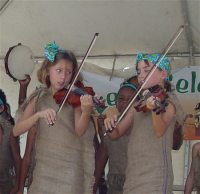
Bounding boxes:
13 42 96 194
104 53 185 194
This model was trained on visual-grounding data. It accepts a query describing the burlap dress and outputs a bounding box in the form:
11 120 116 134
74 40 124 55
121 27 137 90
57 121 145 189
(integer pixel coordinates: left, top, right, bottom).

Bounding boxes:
105 134 129 194
28 88 95 194
0 117 15 194
123 92 185 194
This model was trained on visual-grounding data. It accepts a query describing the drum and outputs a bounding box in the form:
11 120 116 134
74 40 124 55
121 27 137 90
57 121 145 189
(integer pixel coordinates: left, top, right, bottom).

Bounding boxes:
4 43 35 81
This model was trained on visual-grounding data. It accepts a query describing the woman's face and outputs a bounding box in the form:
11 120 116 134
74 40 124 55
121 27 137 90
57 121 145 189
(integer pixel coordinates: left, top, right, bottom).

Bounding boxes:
137 60 166 89
49 59 73 94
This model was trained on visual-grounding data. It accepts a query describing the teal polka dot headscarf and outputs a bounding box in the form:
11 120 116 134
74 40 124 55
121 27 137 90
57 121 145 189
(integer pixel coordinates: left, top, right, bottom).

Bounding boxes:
44 41 66 62
136 53 171 80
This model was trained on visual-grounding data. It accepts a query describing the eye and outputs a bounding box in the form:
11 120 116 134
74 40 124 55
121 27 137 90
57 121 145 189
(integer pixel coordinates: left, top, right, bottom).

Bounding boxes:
144 69 151 73
56 68 62 73
117 95 123 100
66 70 72 75
118 96 127 102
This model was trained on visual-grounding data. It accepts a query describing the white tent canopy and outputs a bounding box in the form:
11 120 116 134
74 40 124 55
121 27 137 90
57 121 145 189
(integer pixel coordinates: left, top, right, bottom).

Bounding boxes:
0 0 200 71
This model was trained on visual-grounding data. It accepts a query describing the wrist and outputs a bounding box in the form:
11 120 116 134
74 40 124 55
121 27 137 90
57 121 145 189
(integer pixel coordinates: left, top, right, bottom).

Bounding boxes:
81 107 93 115
81 110 91 115
20 84 28 89
35 112 41 120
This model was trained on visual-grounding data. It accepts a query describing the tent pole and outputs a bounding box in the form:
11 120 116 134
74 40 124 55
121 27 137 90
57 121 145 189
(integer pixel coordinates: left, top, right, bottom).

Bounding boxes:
1 52 198 61
181 0 195 66
0 0 13 16
109 55 117 81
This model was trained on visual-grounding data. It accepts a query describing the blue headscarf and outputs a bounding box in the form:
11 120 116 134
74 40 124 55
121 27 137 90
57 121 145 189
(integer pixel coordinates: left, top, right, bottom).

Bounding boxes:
44 41 66 62
120 81 137 91
136 53 171 80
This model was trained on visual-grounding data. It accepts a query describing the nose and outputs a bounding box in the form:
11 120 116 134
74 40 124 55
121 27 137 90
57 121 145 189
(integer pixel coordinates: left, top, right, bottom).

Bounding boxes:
139 69 149 83
59 72 66 80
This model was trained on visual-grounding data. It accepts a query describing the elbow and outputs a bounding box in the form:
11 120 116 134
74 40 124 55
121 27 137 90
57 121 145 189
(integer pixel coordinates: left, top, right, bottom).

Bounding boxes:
153 116 169 138
172 143 181 150
76 132 83 137
154 125 167 138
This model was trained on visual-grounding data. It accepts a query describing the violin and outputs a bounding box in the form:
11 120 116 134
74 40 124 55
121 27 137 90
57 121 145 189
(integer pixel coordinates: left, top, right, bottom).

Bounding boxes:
53 80 106 109
134 85 168 114
123 76 168 114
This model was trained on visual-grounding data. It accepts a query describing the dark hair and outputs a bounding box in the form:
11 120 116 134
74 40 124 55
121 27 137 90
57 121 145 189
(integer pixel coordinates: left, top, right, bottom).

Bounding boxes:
38 50 78 87
164 81 172 92
0 89 7 105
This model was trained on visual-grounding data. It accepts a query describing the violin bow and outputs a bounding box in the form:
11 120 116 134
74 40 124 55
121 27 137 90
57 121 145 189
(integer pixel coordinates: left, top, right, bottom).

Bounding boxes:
104 25 185 136
57 33 99 114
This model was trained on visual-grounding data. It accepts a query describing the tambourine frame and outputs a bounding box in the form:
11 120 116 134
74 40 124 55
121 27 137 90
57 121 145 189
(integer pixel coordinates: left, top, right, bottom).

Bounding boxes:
4 43 22 82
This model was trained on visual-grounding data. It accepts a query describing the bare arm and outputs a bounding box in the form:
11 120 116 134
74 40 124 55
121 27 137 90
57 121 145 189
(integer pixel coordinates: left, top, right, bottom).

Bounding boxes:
17 127 36 194
104 106 134 140
9 75 31 193
184 144 199 194
93 142 108 194
10 132 22 194
93 118 109 194
74 95 93 136
18 75 31 106
13 98 38 136
151 102 176 137
13 98 56 137
172 121 183 150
